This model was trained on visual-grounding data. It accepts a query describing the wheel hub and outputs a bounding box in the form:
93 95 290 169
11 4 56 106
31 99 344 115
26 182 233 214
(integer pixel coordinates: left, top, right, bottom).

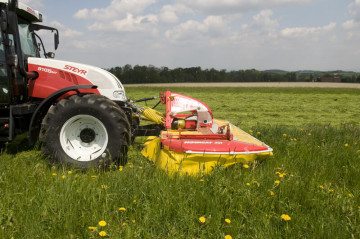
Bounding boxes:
80 128 96 143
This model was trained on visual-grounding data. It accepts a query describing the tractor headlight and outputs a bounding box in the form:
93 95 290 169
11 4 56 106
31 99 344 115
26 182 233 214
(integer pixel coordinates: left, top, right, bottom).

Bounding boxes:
113 90 125 99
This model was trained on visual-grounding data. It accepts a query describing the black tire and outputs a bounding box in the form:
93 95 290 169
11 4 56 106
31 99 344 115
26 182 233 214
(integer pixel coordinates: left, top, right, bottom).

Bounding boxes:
40 94 130 169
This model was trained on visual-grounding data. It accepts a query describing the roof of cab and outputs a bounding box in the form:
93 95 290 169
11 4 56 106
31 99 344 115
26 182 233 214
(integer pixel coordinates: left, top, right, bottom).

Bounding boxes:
0 0 42 22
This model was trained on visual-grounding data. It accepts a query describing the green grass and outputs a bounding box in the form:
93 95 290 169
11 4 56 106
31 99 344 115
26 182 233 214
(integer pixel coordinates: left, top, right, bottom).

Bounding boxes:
1 87 360 238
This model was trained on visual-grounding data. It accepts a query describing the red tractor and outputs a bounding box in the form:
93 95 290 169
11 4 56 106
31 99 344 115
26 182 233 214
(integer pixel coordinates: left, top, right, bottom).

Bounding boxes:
0 0 159 168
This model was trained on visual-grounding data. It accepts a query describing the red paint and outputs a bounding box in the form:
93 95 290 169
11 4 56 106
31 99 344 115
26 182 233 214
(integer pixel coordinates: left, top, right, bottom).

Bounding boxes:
28 63 99 99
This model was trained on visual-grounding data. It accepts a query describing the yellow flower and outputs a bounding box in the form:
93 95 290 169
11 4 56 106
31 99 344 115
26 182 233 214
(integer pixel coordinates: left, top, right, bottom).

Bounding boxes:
199 216 206 223
275 180 280 184
225 218 231 224
200 179 204 182
349 194 353 198
249 130 253 133
293 138 297 141
243 164 249 168
101 185 108 189
91 175 97 178
52 173 57 176
119 166 123 171
88 226 97 231
279 173 286 178
257 132 261 135
308 133 312 136
329 189 334 192
68 171 72 174
61 175 66 179
133 200 137 203
122 222 127 226
99 231 107 237
246 183 251 186
319 185 324 189
119 207 126 211
253 181 258 184
275 172 281 175
283 134 287 137
270 191 275 196
98 221 106 227
132 219 136 224
225 235 232 239
281 214 291 221
345 144 349 147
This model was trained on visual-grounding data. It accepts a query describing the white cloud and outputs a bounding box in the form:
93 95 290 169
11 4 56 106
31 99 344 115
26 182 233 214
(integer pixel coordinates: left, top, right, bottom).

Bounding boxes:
280 22 336 39
159 4 193 24
179 0 309 14
50 21 83 38
74 0 156 21
165 16 230 44
89 13 158 32
343 0 360 39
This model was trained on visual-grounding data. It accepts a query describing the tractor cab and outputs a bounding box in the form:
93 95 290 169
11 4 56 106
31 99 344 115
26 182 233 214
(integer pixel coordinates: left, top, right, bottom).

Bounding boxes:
0 0 59 140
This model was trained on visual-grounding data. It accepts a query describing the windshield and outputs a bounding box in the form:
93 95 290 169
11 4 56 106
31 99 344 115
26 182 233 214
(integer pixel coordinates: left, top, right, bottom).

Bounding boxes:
18 23 38 57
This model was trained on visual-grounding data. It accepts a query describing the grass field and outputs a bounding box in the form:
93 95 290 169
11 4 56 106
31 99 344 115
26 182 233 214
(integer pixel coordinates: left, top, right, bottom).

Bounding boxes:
1 87 360 238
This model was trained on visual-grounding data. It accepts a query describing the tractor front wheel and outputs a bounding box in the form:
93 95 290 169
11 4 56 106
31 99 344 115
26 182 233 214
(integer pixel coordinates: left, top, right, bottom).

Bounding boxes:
40 94 130 168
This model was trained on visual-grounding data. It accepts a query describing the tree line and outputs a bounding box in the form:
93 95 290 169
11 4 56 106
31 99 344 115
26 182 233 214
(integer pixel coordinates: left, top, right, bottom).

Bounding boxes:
107 64 360 84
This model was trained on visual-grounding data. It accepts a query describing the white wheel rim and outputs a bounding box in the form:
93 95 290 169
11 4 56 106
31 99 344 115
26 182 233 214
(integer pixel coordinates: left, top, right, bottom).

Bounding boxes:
60 115 108 162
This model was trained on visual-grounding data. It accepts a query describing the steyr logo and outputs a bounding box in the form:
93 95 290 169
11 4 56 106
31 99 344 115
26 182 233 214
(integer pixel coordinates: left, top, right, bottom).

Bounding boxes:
64 65 87 75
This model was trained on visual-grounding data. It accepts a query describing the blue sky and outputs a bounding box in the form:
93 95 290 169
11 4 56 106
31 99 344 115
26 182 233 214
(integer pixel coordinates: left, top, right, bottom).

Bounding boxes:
24 0 360 71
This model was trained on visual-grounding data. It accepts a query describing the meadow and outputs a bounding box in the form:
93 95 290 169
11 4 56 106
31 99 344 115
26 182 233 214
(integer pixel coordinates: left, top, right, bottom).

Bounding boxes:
0 87 360 238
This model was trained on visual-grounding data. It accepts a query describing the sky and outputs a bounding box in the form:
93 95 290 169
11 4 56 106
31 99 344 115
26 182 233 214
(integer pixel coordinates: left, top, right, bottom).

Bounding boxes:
22 0 360 71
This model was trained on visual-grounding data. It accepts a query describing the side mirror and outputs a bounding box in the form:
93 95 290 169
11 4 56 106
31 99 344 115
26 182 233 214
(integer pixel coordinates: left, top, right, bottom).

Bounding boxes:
54 31 59 50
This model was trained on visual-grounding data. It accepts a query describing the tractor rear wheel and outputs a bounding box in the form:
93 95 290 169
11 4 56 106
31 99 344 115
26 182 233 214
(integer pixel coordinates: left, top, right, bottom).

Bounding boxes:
40 94 130 169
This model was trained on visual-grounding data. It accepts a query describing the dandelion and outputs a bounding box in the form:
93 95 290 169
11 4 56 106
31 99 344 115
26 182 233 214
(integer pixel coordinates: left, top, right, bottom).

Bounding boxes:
281 214 291 221
243 164 249 168
345 144 349 147
270 191 275 196
349 194 353 198
119 166 123 171
275 172 281 175
133 200 137 204
52 173 57 176
132 220 136 224
98 221 106 227
225 218 231 224
283 134 287 137
257 132 261 135
293 138 297 141
246 183 251 186
68 171 72 174
61 175 66 179
308 133 311 136
253 181 258 184
279 173 286 178
99 231 107 237
275 180 280 184
88 227 97 231
119 207 126 211
225 235 232 239
199 216 206 223
200 179 204 182
101 185 108 189
329 189 334 192
319 185 324 189
91 175 97 178
122 222 127 226
249 130 253 133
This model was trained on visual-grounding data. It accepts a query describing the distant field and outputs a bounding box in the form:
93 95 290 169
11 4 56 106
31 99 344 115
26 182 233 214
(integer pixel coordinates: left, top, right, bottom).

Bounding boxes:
1 87 360 238
124 82 360 88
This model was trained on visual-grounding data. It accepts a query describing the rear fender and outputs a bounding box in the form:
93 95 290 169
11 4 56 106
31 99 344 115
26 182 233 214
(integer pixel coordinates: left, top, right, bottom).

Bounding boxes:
28 85 98 145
